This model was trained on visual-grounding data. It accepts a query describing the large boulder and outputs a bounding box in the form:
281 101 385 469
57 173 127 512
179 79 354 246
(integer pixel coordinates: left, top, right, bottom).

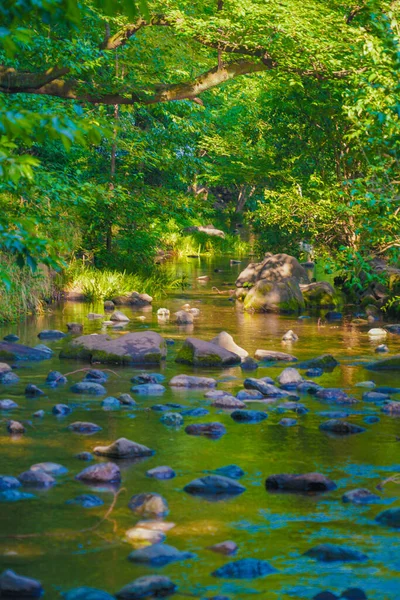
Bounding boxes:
0 342 51 362
176 337 240 367
300 281 339 308
60 332 166 365
236 253 309 289
210 332 248 359
299 354 339 370
242 279 305 313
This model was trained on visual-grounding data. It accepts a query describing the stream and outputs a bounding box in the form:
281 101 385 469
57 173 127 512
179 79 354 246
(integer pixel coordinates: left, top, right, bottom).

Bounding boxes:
0 257 400 599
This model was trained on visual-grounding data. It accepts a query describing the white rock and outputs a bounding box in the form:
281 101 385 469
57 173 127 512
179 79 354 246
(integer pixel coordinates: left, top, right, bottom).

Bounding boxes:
368 328 387 337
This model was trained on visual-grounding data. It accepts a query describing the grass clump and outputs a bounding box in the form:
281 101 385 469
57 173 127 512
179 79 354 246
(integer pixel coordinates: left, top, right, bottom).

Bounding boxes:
60 260 186 302
0 254 53 322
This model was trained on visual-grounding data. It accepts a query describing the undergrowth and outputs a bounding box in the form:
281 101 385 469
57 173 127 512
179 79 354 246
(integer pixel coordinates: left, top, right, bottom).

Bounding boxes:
59 261 187 302
0 254 53 322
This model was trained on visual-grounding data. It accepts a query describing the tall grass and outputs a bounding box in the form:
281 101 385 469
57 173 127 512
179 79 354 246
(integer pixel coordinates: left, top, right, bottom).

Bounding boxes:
60 261 186 302
162 231 252 258
0 255 53 322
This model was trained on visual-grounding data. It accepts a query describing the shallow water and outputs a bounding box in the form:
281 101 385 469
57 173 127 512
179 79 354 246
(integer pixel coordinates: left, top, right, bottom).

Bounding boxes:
1 257 400 599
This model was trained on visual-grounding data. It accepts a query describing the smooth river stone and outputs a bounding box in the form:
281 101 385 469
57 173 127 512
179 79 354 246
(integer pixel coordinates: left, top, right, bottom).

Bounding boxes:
254 349 297 362
319 420 366 435
212 558 277 579
64 587 115 600
94 438 154 459
342 488 382 504
0 569 43 598
304 544 368 562
70 382 106 395
76 463 121 484
128 493 169 517
128 543 195 566
68 422 102 433
265 472 337 493
184 475 245 496
146 466 176 480
115 576 176 600
185 422 226 438
170 375 217 388
30 463 68 476
230 409 268 423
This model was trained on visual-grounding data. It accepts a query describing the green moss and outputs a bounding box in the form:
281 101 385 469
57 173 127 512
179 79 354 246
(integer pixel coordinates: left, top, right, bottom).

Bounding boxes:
195 353 224 366
367 354 400 371
0 350 15 361
143 352 163 364
176 343 195 365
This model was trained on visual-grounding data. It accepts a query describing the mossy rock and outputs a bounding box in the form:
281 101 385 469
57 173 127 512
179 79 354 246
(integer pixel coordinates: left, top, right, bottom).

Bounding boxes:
300 281 341 308
176 337 241 367
367 354 400 371
243 278 305 313
60 332 166 365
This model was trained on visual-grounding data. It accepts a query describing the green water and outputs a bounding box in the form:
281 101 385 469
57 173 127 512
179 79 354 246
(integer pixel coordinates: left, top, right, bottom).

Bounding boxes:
1 257 400 599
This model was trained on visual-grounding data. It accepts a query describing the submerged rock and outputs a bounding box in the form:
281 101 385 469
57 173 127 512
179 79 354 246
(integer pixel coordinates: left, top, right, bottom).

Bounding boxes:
0 476 21 491
266 472 337 493
128 543 195 566
367 354 400 370
230 409 267 423
185 422 226 438
240 356 259 371
277 402 308 415
101 397 121 411
169 374 216 388
212 558 277 579
304 544 368 562
146 466 176 480
299 354 339 370
316 388 358 404
46 370 67 386
52 404 71 416
25 384 44 397
18 470 56 488
0 370 20 384
128 493 169 517
68 422 102 433
118 393 137 406
66 494 104 509
176 337 240 367
60 331 167 365
70 382 107 395
319 420 366 435
160 413 184 427
376 508 400 528
180 407 209 417
76 462 121 484
0 569 43 598
342 488 382 504
0 342 51 362
115 576 176 600
208 541 238 555
83 369 109 384
63 587 115 600
94 438 154 459
174 310 194 325
184 475 245 496
30 463 67 476
0 490 36 502
131 384 165 395
244 378 284 397
254 349 298 362
236 389 264 400
0 399 18 410
38 329 66 340
213 465 244 479
212 396 246 409
279 418 297 427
